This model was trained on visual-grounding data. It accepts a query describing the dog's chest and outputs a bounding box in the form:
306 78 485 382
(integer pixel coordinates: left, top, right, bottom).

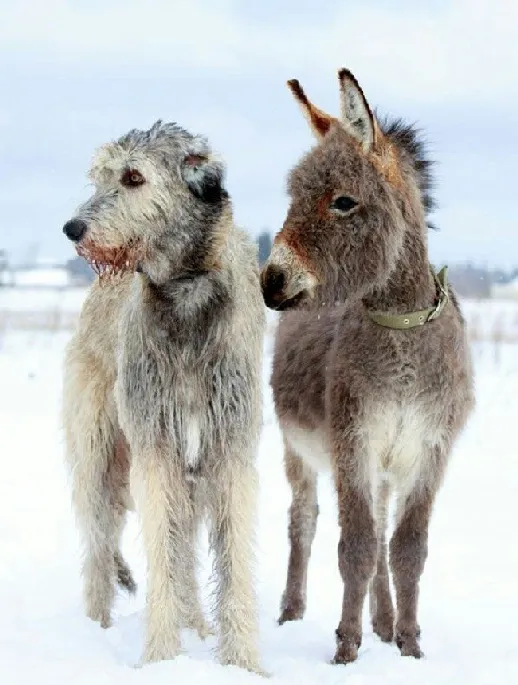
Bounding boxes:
118 330 215 464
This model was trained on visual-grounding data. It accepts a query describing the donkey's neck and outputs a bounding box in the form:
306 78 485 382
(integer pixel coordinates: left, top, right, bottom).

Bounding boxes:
362 231 436 314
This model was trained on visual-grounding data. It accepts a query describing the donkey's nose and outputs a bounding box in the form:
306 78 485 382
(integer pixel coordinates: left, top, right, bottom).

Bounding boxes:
63 219 87 243
261 264 288 309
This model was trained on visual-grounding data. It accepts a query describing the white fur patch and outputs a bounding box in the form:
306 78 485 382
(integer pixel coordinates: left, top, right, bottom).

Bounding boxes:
169 407 203 471
283 422 332 473
183 413 201 469
282 401 445 510
361 401 446 507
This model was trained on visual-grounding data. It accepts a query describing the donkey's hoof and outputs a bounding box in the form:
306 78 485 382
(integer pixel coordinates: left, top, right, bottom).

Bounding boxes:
332 640 359 665
332 630 361 665
396 633 424 658
372 617 394 643
278 599 305 625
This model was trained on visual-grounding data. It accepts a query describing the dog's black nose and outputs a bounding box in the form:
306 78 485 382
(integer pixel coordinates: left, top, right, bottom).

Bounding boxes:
63 219 87 242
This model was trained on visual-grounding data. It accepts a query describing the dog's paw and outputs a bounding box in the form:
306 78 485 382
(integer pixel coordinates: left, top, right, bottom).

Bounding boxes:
140 641 182 665
86 607 112 629
188 617 215 640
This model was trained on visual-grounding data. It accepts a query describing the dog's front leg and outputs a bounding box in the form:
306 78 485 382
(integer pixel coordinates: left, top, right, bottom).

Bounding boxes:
209 459 265 675
134 451 194 665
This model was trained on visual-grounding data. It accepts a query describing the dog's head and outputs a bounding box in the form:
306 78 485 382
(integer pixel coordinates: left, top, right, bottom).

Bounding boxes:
63 121 230 284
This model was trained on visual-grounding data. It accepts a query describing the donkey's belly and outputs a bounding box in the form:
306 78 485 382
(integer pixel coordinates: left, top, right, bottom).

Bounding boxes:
364 401 444 493
282 421 333 472
282 400 444 490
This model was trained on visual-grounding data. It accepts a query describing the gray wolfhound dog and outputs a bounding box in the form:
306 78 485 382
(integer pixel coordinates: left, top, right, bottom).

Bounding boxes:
62 120 265 673
261 69 474 664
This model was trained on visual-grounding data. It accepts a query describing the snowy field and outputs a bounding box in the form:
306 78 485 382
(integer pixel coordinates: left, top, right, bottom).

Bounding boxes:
1 296 517 684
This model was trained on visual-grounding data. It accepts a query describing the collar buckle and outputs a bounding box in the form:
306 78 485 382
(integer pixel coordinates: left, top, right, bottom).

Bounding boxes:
427 278 449 322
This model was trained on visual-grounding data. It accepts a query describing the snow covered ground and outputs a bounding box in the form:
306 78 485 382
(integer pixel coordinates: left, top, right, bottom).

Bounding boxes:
1 308 517 684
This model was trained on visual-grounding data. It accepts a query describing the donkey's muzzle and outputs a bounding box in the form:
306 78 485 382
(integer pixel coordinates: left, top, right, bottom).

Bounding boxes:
63 219 87 243
261 264 304 311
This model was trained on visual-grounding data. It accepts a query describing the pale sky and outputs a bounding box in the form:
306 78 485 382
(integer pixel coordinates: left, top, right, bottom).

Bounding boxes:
0 0 517 267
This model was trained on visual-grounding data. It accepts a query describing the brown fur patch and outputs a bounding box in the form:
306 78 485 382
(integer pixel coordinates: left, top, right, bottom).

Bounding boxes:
105 432 131 509
370 141 405 192
184 154 208 167
316 191 334 219
275 231 316 276
76 239 143 283
287 79 338 138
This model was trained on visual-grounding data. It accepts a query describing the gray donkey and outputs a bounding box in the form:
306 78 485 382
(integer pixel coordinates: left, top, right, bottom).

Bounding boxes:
62 120 265 673
261 69 474 665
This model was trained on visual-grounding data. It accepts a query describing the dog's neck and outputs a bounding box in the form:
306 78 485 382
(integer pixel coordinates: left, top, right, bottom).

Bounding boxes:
136 267 231 336
144 268 217 300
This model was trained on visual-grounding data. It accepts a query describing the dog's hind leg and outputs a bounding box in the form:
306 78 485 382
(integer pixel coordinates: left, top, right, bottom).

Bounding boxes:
110 433 137 596
63 351 121 628
208 459 263 674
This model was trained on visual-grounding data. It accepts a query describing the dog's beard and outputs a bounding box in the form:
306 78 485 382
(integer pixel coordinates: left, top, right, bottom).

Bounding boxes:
76 239 143 283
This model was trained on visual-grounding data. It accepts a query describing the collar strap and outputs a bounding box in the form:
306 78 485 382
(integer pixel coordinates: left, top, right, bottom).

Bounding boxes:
366 265 449 330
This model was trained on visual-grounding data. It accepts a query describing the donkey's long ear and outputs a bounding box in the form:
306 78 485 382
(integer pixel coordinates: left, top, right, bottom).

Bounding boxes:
287 79 339 140
181 143 227 205
338 69 376 152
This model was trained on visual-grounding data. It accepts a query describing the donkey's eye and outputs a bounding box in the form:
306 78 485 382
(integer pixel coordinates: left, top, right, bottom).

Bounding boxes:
330 196 358 213
121 169 146 187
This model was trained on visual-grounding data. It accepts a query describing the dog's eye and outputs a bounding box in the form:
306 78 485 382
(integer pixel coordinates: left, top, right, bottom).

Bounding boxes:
121 169 146 187
330 196 358 213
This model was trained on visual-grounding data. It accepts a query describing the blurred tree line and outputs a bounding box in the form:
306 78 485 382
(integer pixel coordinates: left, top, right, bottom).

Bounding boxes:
446 263 518 298
256 231 273 266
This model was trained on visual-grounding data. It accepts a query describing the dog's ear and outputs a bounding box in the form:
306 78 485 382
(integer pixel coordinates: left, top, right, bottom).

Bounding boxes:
181 151 227 204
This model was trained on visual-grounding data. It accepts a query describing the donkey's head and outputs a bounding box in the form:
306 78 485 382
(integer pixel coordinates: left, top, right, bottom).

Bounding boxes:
262 69 434 310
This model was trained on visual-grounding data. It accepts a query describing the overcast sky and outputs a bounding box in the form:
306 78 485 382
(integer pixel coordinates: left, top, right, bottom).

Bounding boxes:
0 0 517 267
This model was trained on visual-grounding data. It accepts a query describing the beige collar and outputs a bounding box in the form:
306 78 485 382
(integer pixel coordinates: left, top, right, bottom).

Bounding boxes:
366 266 449 329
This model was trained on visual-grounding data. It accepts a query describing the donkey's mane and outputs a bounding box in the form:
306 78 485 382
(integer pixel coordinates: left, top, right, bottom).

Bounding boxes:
377 114 437 229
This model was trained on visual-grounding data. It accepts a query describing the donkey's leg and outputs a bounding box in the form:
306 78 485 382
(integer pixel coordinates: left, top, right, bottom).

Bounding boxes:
390 457 442 659
332 434 377 665
208 460 262 674
279 443 319 624
369 479 394 642
135 454 194 664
